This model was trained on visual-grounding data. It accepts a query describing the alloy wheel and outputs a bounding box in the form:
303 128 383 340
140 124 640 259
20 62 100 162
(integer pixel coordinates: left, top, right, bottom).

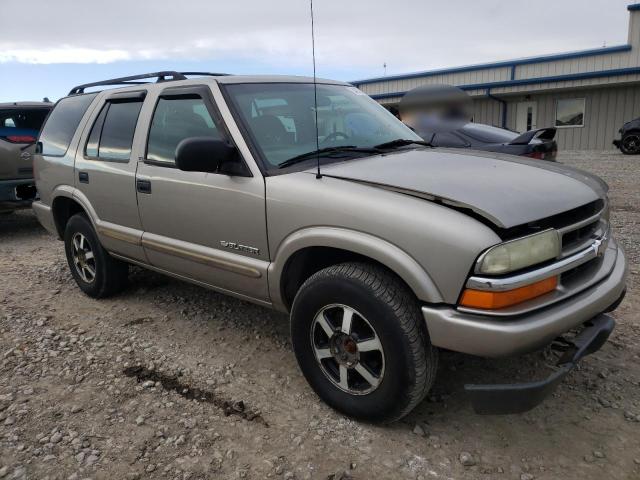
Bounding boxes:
310 304 385 395
71 232 96 283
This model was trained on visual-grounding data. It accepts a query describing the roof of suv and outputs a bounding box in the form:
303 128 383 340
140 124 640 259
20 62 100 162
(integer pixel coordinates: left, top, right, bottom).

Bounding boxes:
68 72 351 97
215 75 349 85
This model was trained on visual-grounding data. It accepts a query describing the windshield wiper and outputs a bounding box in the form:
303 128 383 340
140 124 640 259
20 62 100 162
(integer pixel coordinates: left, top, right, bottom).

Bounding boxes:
373 139 432 149
277 146 381 169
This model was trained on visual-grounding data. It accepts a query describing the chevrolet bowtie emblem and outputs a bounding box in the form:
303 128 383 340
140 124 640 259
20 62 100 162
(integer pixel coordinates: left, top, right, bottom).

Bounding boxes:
592 238 606 257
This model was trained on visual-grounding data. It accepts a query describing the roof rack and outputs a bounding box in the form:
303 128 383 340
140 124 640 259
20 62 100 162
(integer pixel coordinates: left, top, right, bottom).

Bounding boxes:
68 71 230 95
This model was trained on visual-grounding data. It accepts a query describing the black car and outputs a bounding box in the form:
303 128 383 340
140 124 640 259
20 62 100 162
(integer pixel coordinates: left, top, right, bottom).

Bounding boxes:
418 122 558 161
613 117 640 154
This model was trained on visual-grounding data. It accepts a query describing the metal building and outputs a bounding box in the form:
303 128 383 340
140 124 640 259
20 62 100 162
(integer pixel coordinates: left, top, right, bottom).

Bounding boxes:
352 3 640 151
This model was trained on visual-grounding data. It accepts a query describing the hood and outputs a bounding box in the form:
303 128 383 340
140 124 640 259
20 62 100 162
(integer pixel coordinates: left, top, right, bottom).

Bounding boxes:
315 148 606 229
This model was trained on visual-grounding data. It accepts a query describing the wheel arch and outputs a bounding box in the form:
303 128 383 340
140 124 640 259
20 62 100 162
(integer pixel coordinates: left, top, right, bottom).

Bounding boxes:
50 188 96 239
269 227 443 312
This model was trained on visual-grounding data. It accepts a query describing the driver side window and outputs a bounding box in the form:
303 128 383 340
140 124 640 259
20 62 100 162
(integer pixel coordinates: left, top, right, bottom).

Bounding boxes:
146 96 221 164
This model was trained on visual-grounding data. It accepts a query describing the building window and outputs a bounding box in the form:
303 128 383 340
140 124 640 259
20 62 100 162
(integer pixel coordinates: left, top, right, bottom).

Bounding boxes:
555 98 585 128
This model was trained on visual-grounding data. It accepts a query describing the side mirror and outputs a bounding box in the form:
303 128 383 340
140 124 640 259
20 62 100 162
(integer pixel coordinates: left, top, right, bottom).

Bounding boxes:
175 137 239 174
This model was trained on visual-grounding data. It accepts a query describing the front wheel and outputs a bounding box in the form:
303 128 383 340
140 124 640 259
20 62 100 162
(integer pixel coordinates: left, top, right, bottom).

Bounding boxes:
290 262 438 422
64 213 129 298
620 132 640 155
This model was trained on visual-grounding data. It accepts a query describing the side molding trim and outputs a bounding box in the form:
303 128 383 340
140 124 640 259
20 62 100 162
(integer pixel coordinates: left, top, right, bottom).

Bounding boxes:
109 252 272 307
141 235 263 279
97 224 142 246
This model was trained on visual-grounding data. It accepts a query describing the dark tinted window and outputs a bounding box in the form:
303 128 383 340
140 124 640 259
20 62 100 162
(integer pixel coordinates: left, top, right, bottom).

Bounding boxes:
147 97 220 164
432 132 469 147
39 94 97 156
85 105 107 158
460 123 518 144
0 108 50 134
85 100 143 161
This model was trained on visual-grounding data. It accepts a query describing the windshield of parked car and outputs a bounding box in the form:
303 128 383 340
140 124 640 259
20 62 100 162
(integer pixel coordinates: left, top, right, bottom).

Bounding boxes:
223 83 422 171
460 123 519 144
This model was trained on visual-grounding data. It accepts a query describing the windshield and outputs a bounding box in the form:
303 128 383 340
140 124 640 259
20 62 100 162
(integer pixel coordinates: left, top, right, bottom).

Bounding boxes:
223 83 422 171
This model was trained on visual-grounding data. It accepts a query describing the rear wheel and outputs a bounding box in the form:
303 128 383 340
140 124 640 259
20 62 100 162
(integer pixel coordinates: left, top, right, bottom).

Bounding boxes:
64 213 128 298
290 262 438 422
620 132 640 155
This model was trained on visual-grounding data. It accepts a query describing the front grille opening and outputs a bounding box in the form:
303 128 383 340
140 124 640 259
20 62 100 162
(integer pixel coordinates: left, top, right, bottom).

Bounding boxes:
562 220 599 250
560 256 601 285
500 199 604 240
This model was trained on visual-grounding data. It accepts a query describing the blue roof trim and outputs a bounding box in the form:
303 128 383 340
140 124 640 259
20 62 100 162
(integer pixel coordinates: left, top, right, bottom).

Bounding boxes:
367 67 640 100
628 3 640 11
352 44 632 86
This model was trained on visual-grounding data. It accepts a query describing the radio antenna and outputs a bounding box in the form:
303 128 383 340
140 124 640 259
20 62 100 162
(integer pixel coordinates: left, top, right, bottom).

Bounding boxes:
310 0 322 179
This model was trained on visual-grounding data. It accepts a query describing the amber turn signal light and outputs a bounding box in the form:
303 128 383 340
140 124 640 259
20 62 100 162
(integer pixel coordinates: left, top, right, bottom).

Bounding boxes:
460 276 558 310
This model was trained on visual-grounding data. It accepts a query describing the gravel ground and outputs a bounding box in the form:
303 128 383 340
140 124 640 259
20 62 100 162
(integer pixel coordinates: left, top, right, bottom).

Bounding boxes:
1 151 639 480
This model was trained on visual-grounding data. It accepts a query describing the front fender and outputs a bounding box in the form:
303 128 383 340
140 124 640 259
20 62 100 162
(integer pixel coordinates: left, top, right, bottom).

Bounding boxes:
268 226 444 312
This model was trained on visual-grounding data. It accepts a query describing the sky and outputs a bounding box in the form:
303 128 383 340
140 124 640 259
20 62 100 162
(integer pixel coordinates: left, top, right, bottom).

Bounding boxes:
0 0 635 102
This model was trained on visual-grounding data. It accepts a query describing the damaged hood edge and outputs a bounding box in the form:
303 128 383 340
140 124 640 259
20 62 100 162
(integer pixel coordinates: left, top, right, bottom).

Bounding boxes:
321 174 507 228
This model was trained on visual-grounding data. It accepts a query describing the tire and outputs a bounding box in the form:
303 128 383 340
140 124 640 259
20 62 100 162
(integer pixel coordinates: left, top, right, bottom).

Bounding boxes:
290 262 438 422
620 132 640 155
64 213 128 298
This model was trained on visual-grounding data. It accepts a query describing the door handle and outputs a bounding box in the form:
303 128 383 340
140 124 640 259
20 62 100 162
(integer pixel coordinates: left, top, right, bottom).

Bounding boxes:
78 171 89 183
136 179 152 194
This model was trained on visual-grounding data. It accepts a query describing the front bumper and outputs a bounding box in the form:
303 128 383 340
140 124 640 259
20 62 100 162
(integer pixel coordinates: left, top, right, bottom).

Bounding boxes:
465 313 616 414
422 243 627 358
613 139 621 148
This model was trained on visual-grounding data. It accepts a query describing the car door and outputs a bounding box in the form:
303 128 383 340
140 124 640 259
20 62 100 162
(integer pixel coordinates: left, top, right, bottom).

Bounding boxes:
135 84 270 304
74 90 148 262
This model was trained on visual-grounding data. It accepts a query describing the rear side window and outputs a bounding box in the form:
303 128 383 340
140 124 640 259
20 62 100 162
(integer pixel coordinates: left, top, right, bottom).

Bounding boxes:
85 100 143 161
146 96 221 164
39 94 97 156
0 108 50 143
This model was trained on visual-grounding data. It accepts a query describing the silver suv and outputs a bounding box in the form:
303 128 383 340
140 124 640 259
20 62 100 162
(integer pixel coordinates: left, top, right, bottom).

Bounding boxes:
33 72 627 422
1 102 51 212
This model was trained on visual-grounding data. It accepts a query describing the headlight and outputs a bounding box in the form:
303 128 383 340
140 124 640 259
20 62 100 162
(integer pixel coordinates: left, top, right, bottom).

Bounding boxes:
476 229 560 275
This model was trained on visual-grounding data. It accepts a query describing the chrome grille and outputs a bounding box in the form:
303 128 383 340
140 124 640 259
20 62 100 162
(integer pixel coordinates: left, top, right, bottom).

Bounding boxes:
557 201 609 259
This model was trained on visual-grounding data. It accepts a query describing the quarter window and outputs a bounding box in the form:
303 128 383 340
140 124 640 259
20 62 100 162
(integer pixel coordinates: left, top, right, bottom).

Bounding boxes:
39 93 97 156
85 100 143 161
555 98 585 128
147 96 221 164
